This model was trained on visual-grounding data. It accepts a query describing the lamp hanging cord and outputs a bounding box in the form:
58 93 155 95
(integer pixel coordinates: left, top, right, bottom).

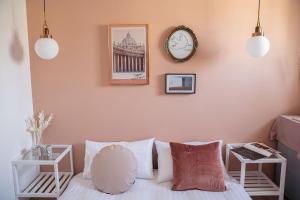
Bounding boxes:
43 0 46 22
257 0 261 27
252 0 264 36
41 0 50 38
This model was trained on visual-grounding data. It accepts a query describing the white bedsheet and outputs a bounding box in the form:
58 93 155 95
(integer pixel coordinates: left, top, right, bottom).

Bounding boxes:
60 172 251 200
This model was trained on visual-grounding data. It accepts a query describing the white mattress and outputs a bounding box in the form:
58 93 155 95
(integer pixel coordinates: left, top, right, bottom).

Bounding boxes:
60 172 251 200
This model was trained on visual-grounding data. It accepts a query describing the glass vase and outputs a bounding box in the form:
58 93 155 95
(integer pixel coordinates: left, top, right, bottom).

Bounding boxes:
31 145 41 158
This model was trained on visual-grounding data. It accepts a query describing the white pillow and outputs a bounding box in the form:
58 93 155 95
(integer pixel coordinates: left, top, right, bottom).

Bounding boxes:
83 138 154 179
155 140 225 183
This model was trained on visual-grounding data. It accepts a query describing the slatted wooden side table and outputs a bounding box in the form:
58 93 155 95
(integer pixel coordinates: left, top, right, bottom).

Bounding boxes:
225 143 287 200
11 145 73 200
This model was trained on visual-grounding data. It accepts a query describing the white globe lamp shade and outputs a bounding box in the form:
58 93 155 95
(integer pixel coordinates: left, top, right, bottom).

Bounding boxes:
34 38 59 60
246 36 270 58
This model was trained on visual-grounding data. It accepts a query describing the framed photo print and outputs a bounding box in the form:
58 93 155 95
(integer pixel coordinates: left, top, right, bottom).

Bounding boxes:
165 73 196 94
109 24 149 85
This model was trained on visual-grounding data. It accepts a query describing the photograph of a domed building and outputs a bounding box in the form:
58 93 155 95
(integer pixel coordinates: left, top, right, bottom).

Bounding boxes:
109 25 149 85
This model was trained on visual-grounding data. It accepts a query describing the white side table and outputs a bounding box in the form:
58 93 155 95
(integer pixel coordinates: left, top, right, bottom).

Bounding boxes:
11 145 73 200
225 143 287 200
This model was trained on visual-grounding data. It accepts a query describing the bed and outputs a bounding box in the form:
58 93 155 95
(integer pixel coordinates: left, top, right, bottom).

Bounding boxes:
60 171 251 200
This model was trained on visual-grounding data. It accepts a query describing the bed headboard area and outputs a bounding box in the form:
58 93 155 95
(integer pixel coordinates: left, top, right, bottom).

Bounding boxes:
58 130 270 174
26 0 300 174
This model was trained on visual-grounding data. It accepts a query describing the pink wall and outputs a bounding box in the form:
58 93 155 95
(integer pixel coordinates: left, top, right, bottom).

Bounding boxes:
26 0 300 173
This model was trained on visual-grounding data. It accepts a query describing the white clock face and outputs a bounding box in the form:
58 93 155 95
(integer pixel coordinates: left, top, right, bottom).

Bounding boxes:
167 30 194 60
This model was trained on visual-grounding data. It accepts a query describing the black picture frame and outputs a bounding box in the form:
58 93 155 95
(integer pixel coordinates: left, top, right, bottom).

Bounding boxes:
165 73 196 94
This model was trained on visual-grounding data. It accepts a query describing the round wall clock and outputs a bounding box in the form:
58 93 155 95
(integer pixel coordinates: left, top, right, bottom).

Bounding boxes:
165 25 198 62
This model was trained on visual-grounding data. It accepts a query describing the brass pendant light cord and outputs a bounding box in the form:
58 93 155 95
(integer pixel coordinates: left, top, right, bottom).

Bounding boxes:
257 0 261 27
41 0 51 38
253 0 264 37
43 0 46 22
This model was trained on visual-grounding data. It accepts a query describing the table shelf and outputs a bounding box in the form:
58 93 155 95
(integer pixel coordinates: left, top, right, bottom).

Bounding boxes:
18 172 72 198
228 171 279 196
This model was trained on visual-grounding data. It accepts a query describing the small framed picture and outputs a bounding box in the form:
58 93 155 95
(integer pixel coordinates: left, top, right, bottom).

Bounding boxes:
165 73 196 94
109 24 149 85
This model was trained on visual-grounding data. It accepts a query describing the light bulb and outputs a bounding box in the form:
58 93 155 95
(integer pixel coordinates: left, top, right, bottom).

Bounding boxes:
246 36 270 58
34 38 59 60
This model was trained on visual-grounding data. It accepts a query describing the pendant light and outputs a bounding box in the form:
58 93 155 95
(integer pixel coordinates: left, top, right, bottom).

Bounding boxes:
246 0 270 58
34 0 59 60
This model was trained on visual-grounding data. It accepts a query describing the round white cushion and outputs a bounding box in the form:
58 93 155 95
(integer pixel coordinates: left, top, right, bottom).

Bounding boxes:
91 145 137 194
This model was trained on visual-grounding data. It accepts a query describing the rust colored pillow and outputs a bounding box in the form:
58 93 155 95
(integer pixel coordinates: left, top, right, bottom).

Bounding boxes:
170 142 225 192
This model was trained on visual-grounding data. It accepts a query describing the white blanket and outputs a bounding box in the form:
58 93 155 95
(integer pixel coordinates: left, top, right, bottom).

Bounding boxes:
60 173 251 200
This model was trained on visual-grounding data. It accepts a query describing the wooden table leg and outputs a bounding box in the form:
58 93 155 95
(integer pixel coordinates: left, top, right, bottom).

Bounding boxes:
240 162 246 187
225 145 230 171
279 162 286 200
258 163 263 176
54 164 60 194
12 164 20 199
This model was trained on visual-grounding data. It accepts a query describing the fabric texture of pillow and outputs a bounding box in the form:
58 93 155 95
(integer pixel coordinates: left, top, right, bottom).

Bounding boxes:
91 145 137 194
83 138 154 179
155 140 225 183
170 142 226 192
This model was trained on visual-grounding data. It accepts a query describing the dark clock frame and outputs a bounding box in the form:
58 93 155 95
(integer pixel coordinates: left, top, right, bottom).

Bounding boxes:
165 25 198 62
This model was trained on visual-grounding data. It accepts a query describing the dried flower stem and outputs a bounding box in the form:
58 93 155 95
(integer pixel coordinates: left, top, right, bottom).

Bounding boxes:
25 111 53 146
